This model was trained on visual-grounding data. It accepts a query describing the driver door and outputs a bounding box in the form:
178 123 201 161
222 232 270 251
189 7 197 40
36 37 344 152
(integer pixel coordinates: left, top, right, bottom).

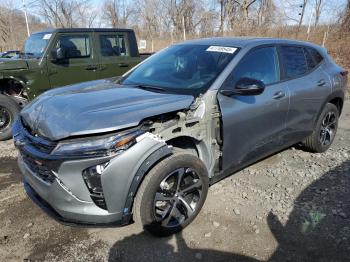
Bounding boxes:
217 46 290 175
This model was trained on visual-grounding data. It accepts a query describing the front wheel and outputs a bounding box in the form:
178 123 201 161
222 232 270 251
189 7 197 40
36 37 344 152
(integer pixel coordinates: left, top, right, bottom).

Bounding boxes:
0 95 20 141
302 103 339 153
133 153 209 236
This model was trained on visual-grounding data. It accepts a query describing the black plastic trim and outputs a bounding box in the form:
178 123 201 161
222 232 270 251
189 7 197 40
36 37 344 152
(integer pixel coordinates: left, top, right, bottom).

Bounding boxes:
121 145 172 221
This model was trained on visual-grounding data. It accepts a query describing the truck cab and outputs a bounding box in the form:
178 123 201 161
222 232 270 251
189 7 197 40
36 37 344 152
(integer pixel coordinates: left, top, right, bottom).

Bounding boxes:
0 28 143 140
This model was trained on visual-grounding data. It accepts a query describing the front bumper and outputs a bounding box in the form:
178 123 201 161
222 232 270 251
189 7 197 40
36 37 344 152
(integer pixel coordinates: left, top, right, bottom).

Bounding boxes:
23 179 123 226
16 131 166 226
19 155 123 225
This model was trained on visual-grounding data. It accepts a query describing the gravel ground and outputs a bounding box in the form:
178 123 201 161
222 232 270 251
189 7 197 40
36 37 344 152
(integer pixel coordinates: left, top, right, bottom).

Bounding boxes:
0 101 349 262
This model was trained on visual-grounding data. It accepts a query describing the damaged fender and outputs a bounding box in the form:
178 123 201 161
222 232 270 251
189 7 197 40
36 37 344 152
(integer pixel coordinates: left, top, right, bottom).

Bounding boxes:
101 133 172 222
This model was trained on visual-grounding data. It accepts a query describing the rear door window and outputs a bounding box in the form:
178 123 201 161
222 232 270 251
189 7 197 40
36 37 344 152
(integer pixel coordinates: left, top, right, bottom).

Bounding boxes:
304 47 318 70
280 46 308 79
99 34 129 57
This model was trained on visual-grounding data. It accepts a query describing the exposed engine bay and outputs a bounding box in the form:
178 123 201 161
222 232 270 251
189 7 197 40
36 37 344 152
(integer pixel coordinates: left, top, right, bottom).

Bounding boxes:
142 92 223 177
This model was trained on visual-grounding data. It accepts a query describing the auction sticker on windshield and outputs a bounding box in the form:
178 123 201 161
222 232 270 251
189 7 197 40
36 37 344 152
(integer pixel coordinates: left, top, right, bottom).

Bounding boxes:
206 46 237 54
43 34 52 40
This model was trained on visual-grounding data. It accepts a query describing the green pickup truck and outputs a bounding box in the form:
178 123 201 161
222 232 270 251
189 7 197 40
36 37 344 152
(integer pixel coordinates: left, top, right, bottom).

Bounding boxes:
0 28 146 140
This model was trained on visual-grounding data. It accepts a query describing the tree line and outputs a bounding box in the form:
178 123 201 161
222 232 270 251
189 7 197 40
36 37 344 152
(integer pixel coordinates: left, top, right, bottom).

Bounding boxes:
0 0 349 56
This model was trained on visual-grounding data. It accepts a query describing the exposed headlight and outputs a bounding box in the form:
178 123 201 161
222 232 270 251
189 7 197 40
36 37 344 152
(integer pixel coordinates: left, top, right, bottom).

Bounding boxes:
51 130 144 156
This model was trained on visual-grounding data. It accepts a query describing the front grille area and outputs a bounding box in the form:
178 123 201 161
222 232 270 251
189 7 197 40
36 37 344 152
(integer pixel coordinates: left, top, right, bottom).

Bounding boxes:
22 152 56 183
20 118 57 154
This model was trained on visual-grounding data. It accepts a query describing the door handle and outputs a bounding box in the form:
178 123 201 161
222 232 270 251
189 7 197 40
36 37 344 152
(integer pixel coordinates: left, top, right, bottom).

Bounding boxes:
85 65 98 71
273 91 285 100
317 79 326 86
118 63 129 68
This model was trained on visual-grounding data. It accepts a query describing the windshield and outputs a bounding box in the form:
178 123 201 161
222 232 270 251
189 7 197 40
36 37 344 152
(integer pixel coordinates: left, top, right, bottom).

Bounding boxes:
120 44 238 95
23 32 51 58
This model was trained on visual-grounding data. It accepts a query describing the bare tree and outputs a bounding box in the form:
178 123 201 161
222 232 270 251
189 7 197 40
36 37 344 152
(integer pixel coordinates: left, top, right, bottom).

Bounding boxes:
39 0 93 28
313 0 323 27
0 1 47 51
257 0 276 27
166 0 197 36
102 0 131 27
228 0 258 23
296 0 308 37
0 7 12 49
342 0 350 33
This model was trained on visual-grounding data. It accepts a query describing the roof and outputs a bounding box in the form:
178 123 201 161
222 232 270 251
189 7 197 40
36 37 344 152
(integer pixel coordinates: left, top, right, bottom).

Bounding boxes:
182 37 322 49
33 28 134 34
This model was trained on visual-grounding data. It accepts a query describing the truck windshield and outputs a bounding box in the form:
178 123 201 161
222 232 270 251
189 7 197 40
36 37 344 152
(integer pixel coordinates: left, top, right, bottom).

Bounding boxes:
120 44 238 96
23 33 51 58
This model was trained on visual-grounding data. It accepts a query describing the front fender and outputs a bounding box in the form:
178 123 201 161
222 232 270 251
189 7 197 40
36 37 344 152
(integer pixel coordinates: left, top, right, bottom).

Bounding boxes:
101 134 172 222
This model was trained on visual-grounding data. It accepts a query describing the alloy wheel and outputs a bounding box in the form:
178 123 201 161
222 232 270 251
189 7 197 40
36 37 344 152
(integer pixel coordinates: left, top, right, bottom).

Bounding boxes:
319 111 337 146
153 167 203 228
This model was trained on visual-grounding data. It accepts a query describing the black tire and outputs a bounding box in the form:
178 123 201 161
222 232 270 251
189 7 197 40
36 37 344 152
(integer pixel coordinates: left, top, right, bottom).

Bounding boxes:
302 103 339 153
0 95 20 141
133 153 209 237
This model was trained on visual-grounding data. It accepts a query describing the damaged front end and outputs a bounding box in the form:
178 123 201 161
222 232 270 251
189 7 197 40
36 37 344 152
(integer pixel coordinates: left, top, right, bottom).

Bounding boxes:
143 91 223 178
14 87 223 226
14 116 171 225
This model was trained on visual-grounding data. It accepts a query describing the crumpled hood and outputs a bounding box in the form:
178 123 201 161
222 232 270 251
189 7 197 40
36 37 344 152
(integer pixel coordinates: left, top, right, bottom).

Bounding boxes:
0 59 28 71
20 79 194 141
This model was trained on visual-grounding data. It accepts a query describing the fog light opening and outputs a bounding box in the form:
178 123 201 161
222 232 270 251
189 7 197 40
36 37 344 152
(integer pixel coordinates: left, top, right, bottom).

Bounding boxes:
82 162 109 210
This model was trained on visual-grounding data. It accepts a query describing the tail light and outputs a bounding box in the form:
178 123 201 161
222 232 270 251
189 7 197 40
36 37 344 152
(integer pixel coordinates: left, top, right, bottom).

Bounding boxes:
340 71 348 88
340 71 348 77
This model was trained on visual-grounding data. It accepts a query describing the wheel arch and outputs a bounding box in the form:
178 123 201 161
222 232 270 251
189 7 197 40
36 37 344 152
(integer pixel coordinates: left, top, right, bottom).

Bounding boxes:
166 135 211 171
121 145 173 223
328 97 344 116
314 90 344 129
121 135 211 223
0 76 27 92
0 77 28 105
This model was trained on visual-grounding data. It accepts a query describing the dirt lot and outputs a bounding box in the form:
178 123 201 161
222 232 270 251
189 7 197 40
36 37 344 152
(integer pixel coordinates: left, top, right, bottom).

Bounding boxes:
0 102 349 262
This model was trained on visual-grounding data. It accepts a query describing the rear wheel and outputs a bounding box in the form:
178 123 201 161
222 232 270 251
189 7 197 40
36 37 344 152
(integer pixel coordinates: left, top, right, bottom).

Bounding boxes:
302 103 339 153
0 95 20 141
133 153 209 236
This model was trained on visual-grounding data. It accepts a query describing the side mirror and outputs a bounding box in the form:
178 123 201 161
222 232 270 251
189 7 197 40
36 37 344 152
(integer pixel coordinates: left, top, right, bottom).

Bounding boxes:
220 77 265 96
51 47 65 61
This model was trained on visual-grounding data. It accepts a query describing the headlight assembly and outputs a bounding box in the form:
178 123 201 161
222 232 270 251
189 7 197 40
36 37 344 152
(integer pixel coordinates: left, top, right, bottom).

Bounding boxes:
51 130 144 157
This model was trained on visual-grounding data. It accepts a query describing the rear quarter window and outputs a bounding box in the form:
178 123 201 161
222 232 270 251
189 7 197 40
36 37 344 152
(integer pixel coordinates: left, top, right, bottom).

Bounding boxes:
280 46 308 79
306 47 324 65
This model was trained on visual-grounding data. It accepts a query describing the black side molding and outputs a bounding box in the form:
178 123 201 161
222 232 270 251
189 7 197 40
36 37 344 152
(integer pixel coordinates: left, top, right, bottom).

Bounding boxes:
121 145 172 223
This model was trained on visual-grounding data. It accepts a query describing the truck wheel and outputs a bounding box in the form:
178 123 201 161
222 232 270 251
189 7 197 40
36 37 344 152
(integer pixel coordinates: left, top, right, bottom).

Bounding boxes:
133 153 209 237
0 95 20 141
302 103 339 153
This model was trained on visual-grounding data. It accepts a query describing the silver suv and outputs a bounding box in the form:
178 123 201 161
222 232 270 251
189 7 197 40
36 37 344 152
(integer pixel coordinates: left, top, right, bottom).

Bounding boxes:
13 38 347 236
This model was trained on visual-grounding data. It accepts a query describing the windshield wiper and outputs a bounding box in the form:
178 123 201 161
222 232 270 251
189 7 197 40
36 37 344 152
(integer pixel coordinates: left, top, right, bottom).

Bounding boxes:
130 84 167 93
19 52 39 59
